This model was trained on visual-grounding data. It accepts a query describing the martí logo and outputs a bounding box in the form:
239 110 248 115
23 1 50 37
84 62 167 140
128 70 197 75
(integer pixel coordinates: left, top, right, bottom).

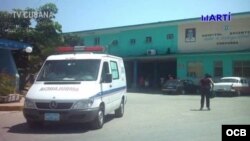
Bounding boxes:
201 12 231 22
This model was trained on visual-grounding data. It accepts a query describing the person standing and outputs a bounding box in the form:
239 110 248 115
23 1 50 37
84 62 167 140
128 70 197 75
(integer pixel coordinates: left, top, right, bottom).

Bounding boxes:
139 76 145 88
199 74 214 110
144 77 149 88
168 74 174 80
160 77 165 87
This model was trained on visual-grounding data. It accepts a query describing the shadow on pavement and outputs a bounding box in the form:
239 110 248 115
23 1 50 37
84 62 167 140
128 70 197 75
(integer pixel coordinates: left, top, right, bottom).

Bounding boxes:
6 114 116 134
127 88 201 96
190 109 211 112
127 88 165 95
6 122 90 134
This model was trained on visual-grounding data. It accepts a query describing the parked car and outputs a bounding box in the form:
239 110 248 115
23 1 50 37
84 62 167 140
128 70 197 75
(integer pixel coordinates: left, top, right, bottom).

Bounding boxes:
213 77 250 96
161 79 199 94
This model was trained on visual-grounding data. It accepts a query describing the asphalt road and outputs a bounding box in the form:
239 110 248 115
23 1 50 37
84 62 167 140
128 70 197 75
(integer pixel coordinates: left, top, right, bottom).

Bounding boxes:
1 93 250 141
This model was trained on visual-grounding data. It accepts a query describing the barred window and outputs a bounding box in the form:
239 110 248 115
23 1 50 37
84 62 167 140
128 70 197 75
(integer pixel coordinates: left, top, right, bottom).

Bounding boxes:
130 39 136 45
94 37 100 45
187 62 203 78
112 40 118 46
233 61 250 77
166 34 174 40
146 36 152 43
214 61 223 77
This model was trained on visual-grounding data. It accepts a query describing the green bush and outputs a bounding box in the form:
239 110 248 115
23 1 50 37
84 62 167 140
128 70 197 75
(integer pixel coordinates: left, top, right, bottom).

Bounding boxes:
0 72 15 96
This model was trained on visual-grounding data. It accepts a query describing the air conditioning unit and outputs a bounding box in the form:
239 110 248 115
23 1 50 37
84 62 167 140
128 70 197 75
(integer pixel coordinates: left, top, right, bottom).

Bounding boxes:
147 49 156 55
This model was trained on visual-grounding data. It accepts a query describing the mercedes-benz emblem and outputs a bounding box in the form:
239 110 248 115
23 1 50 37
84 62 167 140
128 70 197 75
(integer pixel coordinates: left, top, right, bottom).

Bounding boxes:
49 101 57 109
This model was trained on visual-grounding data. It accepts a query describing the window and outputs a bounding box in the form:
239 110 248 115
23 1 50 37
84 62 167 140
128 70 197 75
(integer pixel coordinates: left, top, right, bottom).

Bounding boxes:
166 34 174 40
214 61 223 77
112 40 118 46
82 38 85 45
240 79 247 84
233 61 250 77
146 36 152 43
187 62 203 78
94 37 100 45
101 62 110 82
110 61 119 79
37 60 101 81
130 39 136 45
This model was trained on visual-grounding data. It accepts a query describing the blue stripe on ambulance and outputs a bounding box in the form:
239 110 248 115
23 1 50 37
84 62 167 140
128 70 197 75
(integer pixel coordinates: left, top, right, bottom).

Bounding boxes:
92 86 126 98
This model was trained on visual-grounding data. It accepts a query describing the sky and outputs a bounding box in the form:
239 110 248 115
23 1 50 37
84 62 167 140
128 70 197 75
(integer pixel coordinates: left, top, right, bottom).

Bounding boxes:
1 0 250 33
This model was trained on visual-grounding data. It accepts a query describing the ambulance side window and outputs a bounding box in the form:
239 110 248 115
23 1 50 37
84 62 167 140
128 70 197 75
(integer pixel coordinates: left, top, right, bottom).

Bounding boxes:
101 62 110 82
110 61 119 80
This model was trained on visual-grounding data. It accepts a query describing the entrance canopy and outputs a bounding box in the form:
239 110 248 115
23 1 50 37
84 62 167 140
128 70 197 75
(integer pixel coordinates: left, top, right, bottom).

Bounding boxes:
123 54 176 61
0 39 32 52
0 39 33 91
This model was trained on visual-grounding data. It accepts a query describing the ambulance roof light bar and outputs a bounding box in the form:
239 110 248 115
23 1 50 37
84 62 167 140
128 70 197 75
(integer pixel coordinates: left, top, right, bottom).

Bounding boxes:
56 46 105 54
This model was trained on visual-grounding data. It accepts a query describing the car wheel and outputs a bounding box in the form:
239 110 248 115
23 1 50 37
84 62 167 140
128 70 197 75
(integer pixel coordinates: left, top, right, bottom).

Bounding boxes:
236 90 241 96
91 106 104 129
115 99 124 118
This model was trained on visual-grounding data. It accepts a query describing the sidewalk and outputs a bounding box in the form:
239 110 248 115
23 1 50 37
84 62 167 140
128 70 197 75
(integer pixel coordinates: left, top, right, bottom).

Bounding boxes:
0 97 24 111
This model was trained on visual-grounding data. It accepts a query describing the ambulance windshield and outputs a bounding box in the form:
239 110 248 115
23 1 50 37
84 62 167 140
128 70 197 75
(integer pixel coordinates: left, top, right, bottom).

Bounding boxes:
36 59 101 81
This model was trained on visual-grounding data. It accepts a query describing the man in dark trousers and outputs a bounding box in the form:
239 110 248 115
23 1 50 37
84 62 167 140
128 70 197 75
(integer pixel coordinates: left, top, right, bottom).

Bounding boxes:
200 74 214 110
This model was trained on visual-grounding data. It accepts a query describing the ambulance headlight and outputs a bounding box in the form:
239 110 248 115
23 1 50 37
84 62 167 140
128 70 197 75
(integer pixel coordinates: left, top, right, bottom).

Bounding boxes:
24 98 36 109
72 99 94 109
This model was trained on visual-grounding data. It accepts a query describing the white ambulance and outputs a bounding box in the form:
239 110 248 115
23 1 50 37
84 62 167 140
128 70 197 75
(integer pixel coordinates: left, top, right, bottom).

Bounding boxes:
23 46 127 129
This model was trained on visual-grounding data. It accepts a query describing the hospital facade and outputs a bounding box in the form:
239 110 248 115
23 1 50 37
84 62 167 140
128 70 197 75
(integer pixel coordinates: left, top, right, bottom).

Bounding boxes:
70 12 250 88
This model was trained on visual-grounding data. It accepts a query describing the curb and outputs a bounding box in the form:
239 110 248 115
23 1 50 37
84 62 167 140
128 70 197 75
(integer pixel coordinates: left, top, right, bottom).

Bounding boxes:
0 97 24 111
0 105 23 111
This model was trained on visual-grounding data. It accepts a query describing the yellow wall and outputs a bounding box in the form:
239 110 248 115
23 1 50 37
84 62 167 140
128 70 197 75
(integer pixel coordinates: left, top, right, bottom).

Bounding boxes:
178 16 250 53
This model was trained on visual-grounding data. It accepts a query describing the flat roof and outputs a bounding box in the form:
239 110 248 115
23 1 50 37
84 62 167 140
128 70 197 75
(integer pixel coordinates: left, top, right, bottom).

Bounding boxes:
123 50 250 61
66 12 250 35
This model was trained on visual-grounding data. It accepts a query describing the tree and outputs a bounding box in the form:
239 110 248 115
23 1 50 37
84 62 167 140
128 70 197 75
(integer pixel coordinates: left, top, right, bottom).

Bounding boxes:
0 3 64 90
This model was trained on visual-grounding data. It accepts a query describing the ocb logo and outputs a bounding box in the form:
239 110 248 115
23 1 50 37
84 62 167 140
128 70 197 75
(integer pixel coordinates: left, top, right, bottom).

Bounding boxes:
226 129 246 136
222 125 249 141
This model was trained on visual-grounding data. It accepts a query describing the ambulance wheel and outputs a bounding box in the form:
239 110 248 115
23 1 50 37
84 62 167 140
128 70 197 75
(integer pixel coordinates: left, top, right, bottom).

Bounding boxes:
115 99 124 118
91 107 104 129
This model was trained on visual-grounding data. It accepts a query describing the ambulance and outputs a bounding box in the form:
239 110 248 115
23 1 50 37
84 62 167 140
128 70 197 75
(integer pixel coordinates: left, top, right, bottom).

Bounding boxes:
23 46 127 129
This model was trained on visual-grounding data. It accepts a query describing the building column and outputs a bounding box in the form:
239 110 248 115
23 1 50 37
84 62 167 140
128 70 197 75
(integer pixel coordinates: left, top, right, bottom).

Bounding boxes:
223 59 232 76
132 60 138 88
153 62 158 88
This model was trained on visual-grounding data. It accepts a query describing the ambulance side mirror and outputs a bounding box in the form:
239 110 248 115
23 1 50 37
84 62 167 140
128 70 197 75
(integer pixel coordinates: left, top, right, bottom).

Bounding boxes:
102 73 112 83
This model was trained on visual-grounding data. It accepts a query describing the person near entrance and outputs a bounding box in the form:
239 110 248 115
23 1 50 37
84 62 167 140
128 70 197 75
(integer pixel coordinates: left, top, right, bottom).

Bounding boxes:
160 77 165 87
199 73 214 110
168 74 174 80
139 76 145 88
144 77 149 88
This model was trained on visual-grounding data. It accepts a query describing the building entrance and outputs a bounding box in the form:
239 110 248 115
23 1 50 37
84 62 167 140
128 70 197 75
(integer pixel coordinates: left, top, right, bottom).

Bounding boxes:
125 58 177 89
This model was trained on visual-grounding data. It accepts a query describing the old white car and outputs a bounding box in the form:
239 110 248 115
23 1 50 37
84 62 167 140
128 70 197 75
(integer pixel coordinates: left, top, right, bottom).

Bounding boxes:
213 77 250 96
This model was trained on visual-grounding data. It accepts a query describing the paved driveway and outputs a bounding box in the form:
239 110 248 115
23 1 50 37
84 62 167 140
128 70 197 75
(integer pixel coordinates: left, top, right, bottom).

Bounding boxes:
0 93 250 141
